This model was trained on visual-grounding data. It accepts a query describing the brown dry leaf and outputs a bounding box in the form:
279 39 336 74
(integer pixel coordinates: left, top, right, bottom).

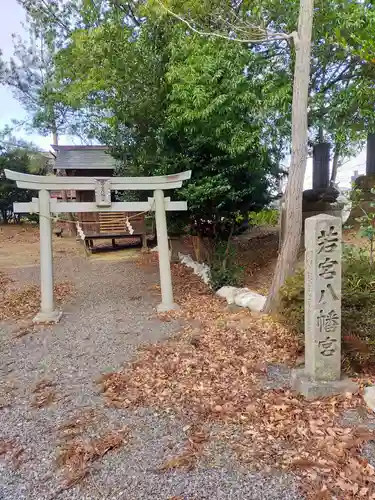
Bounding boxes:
99 261 375 498
159 424 209 472
0 281 73 321
159 453 196 471
159 314 172 322
148 283 161 291
0 438 27 469
33 378 55 393
57 409 98 439
57 427 130 488
11 446 26 470
31 379 58 408
14 326 34 338
31 389 57 408
0 439 15 456
0 271 14 290
290 459 327 469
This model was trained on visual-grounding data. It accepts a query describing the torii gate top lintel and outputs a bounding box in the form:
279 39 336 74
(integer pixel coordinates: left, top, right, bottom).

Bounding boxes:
4 169 192 191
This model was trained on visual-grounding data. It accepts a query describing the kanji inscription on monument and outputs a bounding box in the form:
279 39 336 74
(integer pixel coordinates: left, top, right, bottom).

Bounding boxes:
305 214 341 381
292 214 358 398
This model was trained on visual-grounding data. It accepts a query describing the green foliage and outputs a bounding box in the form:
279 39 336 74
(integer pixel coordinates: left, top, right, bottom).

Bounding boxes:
279 247 375 372
166 214 188 236
25 213 40 224
209 240 244 291
16 0 375 231
0 2 89 141
350 187 375 264
151 0 375 170
164 32 282 231
0 149 30 222
248 209 279 227
51 6 282 235
263 0 375 151
0 132 48 223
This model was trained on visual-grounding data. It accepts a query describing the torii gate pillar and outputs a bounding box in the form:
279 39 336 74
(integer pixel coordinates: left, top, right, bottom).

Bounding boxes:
34 189 62 324
154 189 179 312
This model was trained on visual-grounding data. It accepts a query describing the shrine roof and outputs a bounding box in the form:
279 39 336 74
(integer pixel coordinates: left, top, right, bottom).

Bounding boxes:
51 145 117 170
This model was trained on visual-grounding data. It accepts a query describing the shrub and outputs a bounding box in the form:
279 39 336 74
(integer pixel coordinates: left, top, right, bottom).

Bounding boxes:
248 209 279 227
209 240 244 291
278 246 375 372
350 187 375 265
25 213 39 224
167 214 189 236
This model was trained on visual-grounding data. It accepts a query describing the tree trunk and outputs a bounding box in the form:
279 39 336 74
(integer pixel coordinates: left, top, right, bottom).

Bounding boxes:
263 0 314 313
52 130 58 146
330 147 340 185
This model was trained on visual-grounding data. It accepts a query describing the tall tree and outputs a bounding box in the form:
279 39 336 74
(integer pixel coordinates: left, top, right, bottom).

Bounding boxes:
153 0 375 310
0 5 93 231
149 0 313 311
0 130 49 223
51 4 282 233
258 0 375 182
264 0 314 311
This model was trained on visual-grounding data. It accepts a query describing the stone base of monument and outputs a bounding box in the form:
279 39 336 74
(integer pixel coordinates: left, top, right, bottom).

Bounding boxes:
280 200 344 250
363 386 375 412
156 302 180 313
33 310 62 324
302 200 344 232
291 369 358 400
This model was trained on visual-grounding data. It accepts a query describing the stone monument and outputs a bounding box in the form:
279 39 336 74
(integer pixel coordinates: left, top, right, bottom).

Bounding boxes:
280 143 343 249
302 143 342 226
292 214 358 399
312 142 330 192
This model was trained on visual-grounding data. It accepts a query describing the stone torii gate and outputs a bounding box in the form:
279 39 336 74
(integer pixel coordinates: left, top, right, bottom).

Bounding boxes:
5 169 191 323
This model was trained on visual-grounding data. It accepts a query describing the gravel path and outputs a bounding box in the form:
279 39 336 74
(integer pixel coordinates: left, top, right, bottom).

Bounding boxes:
0 249 302 500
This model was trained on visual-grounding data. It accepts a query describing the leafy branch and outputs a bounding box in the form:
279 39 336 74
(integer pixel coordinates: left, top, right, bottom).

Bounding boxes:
156 0 296 45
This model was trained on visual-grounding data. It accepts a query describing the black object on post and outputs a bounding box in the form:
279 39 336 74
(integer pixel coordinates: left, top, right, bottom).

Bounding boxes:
312 142 330 191
366 133 375 176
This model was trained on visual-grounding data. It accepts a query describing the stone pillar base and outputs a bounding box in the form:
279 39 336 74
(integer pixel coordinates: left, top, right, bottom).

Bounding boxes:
169 237 180 263
291 369 358 400
33 310 62 324
156 303 180 313
302 201 344 232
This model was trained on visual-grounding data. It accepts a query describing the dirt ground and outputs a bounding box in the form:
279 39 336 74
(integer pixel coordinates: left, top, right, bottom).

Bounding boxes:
1 224 375 500
0 224 79 269
0 225 303 499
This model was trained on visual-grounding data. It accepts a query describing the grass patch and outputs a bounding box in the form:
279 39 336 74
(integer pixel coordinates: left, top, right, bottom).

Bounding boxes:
278 246 375 373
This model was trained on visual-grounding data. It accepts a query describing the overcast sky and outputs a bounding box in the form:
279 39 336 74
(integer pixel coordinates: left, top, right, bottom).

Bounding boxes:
0 0 366 188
